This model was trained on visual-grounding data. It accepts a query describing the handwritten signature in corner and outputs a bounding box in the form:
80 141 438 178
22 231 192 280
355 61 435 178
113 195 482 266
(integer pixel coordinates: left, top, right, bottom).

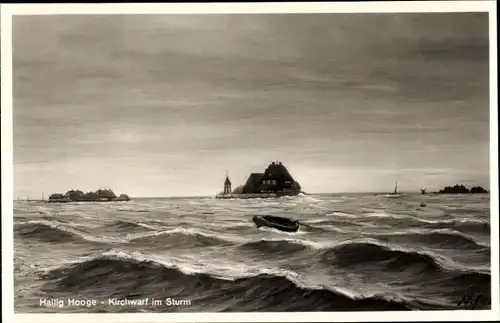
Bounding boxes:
456 292 491 310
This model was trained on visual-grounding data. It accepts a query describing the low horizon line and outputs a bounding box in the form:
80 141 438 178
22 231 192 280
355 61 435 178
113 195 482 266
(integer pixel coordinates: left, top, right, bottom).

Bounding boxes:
15 190 491 201
127 188 492 199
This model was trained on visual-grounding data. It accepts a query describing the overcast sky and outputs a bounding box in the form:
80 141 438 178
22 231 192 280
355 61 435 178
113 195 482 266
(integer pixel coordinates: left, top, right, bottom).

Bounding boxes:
13 13 490 197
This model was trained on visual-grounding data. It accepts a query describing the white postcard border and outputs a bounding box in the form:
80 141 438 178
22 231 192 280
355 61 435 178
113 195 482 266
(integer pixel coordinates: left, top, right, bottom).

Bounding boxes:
1 1 498 322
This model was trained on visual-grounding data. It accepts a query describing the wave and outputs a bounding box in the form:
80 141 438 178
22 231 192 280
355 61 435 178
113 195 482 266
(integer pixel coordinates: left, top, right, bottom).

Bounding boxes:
301 212 489 237
204 222 255 231
14 220 123 244
324 210 425 225
372 229 489 250
420 218 490 234
229 234 488 271
257 226 308 236
365 211 402 218
324 210 490 234
450 271 491 286
15 220 90 243
107 220 158 231
117 208 151 213
299 224 350 234
129 227 243 247
239 236 487 276
238 239 313 256
39 250 432 311
13 215 32 223
325 211 359 218
321 240 444 274
295 194 324 204
433 270 492 305
300 217 381 231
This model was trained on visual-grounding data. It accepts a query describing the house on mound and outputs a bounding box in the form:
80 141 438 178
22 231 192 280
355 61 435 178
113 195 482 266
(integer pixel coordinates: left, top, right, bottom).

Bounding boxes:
239 161 301 195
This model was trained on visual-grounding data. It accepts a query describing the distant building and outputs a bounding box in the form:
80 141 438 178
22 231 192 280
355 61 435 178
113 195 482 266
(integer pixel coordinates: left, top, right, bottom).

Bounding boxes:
96 188 117 200
47 187 130 202
49 193 64 200
65 189 84 201
240 161 301 194
438 184 488 194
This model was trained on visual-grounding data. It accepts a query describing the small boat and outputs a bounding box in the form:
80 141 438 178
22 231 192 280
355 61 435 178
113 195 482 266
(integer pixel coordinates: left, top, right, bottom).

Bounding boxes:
252 215 299 232
385 181 402 198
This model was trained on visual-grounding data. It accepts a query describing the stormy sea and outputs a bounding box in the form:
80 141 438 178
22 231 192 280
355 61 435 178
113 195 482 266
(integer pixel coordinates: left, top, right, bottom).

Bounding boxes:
14 193 491 313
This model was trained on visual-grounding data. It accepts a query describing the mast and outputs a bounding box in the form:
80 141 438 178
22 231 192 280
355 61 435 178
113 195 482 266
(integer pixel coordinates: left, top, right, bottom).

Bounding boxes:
394 182 398 194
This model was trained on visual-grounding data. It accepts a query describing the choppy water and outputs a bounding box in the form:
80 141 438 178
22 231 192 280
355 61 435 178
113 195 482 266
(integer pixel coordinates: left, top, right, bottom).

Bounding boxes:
14 193 491 312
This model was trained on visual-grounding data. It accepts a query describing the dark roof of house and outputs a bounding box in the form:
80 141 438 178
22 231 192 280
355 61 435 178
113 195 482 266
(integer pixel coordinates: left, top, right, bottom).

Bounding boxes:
248 173 264 180
244 173 264 185
262 162 294 181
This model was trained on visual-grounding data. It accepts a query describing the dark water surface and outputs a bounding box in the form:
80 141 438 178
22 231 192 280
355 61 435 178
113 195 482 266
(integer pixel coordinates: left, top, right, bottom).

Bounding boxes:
14 193 491 312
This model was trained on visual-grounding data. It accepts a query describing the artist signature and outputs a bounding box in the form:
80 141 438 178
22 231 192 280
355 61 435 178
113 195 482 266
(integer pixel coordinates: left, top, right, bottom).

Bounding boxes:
456 292 491 309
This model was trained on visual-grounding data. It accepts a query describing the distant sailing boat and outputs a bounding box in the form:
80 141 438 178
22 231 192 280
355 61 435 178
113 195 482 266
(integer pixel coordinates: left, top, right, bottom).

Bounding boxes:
385 181 402 198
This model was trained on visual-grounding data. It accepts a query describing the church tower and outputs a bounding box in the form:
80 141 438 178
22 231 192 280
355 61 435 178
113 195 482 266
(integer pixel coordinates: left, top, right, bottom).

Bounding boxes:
224 171 232 194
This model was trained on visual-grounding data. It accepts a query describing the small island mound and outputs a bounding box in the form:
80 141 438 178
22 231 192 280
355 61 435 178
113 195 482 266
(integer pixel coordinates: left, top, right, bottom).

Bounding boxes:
48 188 131 203
437 184 488 194
216 161 302 199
